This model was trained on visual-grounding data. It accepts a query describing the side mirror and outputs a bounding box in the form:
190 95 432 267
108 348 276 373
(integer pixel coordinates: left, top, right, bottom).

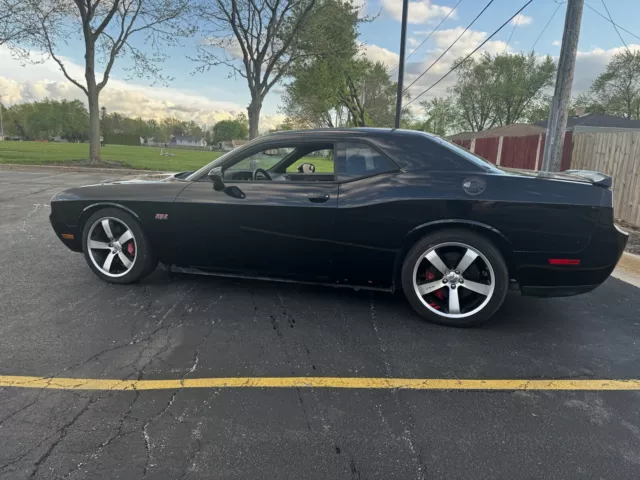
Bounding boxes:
208 167 225 191
297 162 316 174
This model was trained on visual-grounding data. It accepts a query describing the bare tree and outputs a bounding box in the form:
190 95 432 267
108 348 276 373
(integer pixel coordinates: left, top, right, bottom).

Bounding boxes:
195 0 318 139
9 0 194 164
0 0 33 45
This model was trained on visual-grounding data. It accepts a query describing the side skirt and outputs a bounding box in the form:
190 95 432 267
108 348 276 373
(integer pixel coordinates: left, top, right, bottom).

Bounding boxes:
159 264 395 293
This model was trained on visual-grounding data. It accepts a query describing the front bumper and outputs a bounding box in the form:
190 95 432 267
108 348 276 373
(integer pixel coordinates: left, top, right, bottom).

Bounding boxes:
50 212 82 252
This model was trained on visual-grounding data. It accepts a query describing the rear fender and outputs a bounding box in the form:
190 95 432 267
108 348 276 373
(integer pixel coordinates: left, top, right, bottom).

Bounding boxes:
393 219 516 288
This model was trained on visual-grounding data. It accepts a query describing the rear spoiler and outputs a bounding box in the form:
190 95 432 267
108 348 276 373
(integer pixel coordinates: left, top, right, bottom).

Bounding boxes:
563 170 612 188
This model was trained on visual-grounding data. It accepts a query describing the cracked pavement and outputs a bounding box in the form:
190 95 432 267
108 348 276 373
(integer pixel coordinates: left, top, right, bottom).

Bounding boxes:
1 169 640 479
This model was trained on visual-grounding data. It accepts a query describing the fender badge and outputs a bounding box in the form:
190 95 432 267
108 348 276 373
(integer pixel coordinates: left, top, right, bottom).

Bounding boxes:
155 213 168 220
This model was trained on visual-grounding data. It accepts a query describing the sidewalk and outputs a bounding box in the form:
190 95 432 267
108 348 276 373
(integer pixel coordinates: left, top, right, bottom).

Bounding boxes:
613 252 640 288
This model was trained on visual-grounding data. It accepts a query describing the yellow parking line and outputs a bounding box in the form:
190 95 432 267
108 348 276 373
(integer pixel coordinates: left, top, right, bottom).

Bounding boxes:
1 376 640 391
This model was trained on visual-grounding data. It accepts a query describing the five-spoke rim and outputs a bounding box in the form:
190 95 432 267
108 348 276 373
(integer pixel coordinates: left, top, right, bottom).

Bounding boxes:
87 217 137 278
412 242 495 319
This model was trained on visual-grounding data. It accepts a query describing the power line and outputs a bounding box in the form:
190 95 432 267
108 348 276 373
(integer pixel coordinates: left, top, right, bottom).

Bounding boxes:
504 12 521 53
531 1 563 50
599 0 629 53
390 0 463 74
406 0 534 107
402 0 495 94
584 2 640 43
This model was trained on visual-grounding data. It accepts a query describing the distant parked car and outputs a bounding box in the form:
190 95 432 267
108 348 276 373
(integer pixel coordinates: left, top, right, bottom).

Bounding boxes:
50 128 628 327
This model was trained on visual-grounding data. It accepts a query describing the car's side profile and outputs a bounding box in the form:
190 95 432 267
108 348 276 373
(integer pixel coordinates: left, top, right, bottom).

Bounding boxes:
50 128 628 326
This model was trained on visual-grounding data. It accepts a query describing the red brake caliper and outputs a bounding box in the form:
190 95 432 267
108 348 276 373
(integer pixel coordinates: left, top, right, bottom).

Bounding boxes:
425 271 443 309
127 242 135 256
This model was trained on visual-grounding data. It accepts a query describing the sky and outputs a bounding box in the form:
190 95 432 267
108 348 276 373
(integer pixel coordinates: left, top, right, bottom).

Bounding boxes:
1 0 640 132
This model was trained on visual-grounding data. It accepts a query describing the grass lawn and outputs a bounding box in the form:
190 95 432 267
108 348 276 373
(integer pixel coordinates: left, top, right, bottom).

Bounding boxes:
0 141 334 173
0 141 221 171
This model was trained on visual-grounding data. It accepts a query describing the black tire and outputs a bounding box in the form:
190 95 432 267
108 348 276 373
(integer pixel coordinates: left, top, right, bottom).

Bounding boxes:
401 229 508 327
81 208 157 284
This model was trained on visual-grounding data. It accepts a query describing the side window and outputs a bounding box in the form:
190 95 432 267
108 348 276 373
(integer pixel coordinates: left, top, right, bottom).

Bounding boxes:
337 142 397 181
223 142 335 182
227 147 294 172
286 149 334 174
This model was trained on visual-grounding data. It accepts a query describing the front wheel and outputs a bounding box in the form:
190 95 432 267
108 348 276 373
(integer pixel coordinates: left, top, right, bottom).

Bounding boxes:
401 229 509 327
82 208 157 284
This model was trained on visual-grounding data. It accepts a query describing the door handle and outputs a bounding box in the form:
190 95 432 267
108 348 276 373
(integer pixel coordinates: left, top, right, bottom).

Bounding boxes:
308 194 330 203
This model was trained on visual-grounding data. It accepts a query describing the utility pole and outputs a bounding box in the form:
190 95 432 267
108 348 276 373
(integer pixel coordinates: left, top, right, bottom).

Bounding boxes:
541 0 584 172
394 0 409 129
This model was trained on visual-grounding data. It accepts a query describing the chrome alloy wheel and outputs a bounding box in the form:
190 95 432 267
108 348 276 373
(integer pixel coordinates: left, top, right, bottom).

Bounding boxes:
87 217 137 278
412 242 495 319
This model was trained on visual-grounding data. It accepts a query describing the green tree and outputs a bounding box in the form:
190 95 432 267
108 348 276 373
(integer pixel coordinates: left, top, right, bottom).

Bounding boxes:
283 58 400 128
490 52 555 126
591 51 640 119
452 55 497 132
0 99 88 140
212 115 249 143
419 97 458 137
279 1 397 128
571 92 606 116
452 52 556 131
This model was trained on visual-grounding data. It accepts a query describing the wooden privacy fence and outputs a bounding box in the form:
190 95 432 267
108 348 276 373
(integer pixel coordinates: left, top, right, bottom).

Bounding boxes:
452 132 573 171
572 131 640 227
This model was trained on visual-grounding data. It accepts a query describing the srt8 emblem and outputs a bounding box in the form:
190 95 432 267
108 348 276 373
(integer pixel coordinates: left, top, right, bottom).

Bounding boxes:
155 213 168 220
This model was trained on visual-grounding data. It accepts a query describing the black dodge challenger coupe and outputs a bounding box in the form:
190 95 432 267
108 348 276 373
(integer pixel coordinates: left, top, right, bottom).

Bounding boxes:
50 128 628 326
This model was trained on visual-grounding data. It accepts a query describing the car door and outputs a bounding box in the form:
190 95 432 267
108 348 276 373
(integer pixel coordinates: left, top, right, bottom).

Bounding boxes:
173 141 339 282
331 140 402 289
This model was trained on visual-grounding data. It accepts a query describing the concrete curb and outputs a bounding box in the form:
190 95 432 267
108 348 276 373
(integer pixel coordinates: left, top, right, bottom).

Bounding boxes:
0 163 167 175
617 251 640 273
613 252 640 287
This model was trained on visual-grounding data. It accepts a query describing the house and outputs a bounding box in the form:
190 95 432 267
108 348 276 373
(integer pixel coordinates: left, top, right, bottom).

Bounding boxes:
535 112 640 131
170 135 207 147
219 139 248 151
447 123 546 142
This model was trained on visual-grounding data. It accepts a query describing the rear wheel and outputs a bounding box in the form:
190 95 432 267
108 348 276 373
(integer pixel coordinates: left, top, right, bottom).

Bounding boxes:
82 208 157 284
401 229 508 327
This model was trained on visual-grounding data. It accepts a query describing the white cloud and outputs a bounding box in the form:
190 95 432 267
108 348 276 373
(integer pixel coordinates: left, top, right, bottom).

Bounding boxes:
401 36 637 104
572 44 640 93
200 37 244 60
382 0 455 24
402 27 510 100
359 42 400 69
0 46 285 132
552 40 561 47
511 14 533 26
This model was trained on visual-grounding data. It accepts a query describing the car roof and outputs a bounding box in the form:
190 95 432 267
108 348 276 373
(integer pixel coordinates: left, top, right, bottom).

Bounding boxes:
262 127 435 139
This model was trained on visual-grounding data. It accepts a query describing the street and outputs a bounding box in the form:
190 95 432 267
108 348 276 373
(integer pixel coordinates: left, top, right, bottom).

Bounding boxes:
1 169 640 479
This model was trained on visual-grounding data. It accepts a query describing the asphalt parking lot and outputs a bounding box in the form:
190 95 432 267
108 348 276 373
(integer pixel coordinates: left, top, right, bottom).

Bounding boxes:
1 168 640 479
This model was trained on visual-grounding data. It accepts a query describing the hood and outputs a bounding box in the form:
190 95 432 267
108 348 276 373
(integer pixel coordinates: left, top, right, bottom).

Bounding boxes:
91 171 194 186
52 171 192 202
104 172 182 184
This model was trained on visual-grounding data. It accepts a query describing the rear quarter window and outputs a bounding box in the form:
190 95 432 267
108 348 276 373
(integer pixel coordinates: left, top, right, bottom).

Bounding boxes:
381 133 488 172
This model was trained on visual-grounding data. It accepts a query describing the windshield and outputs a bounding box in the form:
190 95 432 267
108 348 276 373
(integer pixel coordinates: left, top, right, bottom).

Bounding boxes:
186 146 250 181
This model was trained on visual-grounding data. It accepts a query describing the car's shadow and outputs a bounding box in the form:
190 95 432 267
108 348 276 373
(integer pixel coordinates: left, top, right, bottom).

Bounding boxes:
146 268 574 333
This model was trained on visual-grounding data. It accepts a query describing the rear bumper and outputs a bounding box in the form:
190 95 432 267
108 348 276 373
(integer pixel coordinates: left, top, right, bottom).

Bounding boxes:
517 222 628 298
